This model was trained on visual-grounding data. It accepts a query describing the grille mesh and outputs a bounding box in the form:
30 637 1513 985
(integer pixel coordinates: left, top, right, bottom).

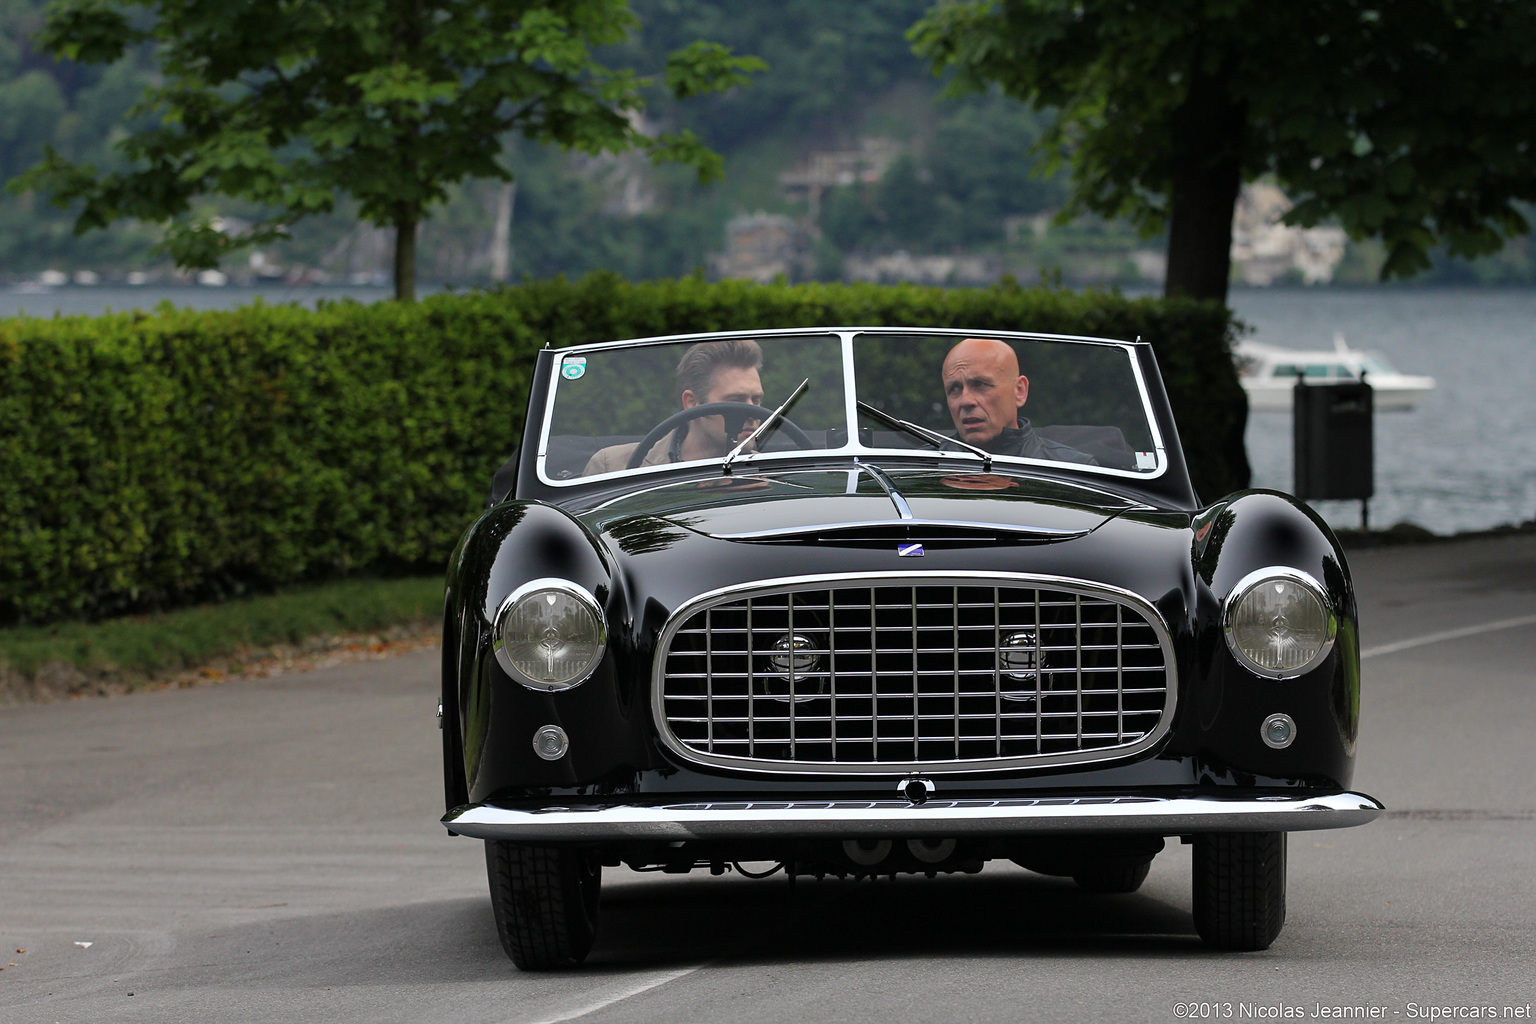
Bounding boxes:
657 580 1172 771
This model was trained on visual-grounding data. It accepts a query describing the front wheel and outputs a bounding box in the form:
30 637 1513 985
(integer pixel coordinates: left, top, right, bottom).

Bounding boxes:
1192 832 1287 951
485 841 602 969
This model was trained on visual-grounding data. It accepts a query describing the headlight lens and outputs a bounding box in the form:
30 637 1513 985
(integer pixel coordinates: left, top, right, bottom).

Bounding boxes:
1224 570 1337 678
492 579 605 690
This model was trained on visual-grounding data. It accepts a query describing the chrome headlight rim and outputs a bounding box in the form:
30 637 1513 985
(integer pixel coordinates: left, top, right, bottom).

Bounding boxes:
491 577 607 692
1222 567 1338 680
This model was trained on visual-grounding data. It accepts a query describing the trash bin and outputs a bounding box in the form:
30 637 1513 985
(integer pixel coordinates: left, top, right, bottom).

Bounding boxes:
1293 380 1373 503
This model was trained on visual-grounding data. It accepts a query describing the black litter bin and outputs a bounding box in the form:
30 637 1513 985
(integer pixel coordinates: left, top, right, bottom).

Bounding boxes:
1294 380 1373 505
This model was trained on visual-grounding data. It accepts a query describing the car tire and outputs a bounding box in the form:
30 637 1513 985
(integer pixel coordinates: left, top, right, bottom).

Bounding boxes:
1192 831 1287 951
485 840 602 969
1072 858 1153 894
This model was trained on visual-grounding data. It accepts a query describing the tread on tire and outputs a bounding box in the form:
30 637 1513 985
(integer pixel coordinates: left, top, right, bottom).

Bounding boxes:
1192 831 1287 951
485 840 602 970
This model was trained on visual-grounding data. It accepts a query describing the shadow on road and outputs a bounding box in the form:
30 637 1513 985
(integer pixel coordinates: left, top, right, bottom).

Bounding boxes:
591 871 1201 968
125 868 1200 993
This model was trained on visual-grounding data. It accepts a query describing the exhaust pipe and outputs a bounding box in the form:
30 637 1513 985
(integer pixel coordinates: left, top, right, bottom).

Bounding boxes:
842 838 893 866
906 837 956 864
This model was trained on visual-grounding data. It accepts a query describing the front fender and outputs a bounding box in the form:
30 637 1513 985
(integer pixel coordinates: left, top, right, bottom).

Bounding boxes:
448 501 647 805
1187 489 1359 788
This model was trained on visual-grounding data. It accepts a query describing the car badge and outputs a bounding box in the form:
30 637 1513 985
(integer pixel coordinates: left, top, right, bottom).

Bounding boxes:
897 543 924 557
560 356 587 380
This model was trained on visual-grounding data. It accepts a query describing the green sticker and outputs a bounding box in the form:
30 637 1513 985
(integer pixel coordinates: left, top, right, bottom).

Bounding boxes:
561 356 587 380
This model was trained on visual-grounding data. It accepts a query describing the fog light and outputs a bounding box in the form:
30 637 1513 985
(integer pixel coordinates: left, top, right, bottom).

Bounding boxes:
999 631 1039 681
762 633 826 702
1261 713 1296 749
532 724 569 761
766 633 820 679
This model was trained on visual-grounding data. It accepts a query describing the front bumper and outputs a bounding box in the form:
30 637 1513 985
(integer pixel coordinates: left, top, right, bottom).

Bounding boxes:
444 791 1383 842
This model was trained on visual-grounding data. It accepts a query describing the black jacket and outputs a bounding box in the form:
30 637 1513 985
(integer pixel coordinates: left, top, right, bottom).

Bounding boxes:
981 418 1099 465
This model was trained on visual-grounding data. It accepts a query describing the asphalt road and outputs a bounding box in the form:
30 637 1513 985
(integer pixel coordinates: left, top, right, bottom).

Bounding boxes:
2 535 1533 1024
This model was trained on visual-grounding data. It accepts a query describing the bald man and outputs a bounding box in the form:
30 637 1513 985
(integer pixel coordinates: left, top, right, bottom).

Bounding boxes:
941 338 1097 464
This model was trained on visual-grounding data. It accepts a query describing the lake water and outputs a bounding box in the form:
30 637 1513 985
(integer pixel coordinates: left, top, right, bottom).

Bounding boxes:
0 284 399 318
1229 288 1536 536
6 283 1534 537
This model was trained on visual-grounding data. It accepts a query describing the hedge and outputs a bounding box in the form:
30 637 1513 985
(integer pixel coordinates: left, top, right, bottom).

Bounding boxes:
0 276 1244 626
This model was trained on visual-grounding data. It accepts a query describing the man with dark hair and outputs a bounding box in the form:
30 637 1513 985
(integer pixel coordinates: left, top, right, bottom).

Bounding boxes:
583 338 766 475
941 337 1096 465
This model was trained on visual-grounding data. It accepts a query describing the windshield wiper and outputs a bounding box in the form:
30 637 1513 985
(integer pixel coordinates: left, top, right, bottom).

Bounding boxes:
722 378 810 474
855 400 992 471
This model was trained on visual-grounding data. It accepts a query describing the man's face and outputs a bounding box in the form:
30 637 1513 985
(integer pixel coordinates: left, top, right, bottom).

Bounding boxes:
683 364 764 454
942 338 1028 445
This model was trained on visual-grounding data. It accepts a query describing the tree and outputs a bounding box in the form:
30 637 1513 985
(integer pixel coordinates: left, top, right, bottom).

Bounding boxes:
911 0 1536 302
13 0 763 300
623 0 934 150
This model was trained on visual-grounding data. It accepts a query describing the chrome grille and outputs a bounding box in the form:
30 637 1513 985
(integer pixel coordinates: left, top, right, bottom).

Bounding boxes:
654 575 1174 773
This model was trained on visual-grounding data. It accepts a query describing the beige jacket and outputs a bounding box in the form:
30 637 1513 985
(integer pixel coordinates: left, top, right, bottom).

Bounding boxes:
581 432 676 476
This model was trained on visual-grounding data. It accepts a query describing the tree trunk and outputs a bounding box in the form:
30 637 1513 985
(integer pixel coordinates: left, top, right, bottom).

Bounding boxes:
1163 59 1252 491
394 206 418 302
1163 64 1247 304
490 180 516 284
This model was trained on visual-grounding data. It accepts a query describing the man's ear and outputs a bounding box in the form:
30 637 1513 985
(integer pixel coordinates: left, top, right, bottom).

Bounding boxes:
1015 375 1030 409
681 389 698 410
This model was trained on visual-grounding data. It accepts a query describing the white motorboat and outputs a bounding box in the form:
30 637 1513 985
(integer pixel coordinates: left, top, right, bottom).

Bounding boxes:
1235 333 1435 412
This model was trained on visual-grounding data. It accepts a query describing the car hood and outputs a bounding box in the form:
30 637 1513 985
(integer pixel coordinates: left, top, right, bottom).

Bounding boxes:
581 465 1147 545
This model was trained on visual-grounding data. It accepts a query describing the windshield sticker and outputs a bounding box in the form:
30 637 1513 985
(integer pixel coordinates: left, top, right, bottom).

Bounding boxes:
1136 451 1157 470
560 356 587 380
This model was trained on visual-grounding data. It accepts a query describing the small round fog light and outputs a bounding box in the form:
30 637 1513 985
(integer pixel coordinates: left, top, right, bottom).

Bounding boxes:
999 631 1040 682
532 724 569 761
1261 713 1296 749
766 634 820 679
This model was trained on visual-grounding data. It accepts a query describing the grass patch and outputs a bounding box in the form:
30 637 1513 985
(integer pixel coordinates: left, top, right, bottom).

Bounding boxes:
0 576 443 682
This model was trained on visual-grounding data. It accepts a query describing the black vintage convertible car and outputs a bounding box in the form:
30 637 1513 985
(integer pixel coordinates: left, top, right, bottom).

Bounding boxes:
440 327 1381 969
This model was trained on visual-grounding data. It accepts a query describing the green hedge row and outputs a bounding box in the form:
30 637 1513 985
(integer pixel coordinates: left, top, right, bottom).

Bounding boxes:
0 276 1244 626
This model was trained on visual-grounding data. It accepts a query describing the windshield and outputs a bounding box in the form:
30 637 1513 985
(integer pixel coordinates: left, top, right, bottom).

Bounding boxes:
539 331 1162 483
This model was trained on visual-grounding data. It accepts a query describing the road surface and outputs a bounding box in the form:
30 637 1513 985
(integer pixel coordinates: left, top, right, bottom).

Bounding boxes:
2 535 1533 1023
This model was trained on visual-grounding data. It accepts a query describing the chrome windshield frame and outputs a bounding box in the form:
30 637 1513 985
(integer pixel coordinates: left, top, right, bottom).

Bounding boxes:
535 328 1170 488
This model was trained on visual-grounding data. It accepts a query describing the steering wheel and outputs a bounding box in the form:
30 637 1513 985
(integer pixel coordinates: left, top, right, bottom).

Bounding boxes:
625 402 815 470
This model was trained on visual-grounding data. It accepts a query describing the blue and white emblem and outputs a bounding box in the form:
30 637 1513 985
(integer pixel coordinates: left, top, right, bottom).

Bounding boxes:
897 543 924 557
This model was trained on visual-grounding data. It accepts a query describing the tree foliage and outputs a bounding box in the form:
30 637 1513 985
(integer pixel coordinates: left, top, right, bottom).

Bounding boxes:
821 96 1068 253
0 0 159 267
13 0 763 299
621 0 935 149
911 0 1536 300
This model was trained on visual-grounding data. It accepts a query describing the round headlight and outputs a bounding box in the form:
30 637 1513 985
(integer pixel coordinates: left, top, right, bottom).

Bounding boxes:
492 579 605 691
1224 569 1337 678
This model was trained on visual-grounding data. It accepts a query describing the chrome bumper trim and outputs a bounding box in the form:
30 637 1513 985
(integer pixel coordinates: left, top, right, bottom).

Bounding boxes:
444 791 1383 842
